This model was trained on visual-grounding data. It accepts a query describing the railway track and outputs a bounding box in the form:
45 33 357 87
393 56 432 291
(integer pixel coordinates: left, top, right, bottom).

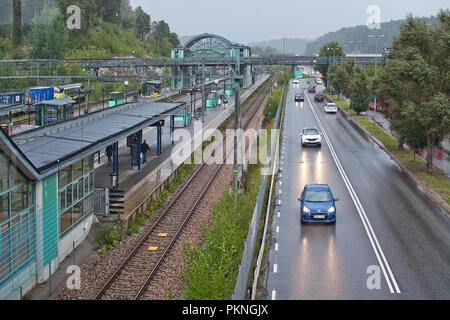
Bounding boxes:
94 74 277 300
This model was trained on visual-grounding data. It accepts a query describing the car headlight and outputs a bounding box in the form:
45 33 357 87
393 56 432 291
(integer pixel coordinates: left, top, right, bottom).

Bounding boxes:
328 206 335 213
303 206 311 213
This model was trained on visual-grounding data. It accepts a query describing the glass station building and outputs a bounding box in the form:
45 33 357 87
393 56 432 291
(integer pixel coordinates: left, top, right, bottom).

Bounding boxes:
0 99 185 299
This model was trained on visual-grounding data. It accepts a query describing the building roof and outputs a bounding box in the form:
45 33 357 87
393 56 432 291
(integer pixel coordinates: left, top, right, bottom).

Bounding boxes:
0 103 25 117
0 92 24 95
36 98 76 106
144 80 162 85
8 101 185 178
57 83 83 89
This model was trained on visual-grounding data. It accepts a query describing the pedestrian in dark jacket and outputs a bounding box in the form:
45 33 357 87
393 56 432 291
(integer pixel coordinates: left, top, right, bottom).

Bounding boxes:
141 140 150 163
106 145 113 165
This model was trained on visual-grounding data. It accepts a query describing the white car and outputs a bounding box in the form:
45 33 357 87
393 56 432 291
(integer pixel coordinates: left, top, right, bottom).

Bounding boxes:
293 79 300 85
324 103 338 113
301 127 322 147
315 78 323 85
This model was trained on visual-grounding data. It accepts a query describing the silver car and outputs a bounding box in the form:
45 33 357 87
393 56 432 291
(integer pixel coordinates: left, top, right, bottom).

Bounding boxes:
301 127 322 147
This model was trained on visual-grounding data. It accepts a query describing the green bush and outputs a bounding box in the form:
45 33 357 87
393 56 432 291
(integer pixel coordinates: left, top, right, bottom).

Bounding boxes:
95 223 126 252
181 165 262 299
264 87 283 118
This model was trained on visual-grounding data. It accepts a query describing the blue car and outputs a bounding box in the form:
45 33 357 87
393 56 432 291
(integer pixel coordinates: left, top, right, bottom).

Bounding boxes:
298 184 339 224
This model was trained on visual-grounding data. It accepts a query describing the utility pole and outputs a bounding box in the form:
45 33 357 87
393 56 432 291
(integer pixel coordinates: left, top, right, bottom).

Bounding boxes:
233 52 242 193
201 60 206 122
368 34 385 113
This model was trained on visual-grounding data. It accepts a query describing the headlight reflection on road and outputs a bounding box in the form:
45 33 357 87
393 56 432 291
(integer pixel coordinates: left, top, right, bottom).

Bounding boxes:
315 151 323 183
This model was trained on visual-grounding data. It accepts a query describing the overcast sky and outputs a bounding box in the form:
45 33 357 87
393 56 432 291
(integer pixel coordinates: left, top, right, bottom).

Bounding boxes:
130 0 448 44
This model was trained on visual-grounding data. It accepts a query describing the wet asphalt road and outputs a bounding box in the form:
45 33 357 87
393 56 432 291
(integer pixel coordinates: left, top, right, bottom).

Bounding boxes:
266 79 450 300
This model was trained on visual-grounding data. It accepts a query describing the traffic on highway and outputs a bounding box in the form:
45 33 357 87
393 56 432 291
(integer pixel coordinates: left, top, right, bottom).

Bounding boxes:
266 78 450 300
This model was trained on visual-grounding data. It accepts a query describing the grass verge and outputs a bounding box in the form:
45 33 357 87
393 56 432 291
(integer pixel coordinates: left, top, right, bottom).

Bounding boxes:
181 163 263 299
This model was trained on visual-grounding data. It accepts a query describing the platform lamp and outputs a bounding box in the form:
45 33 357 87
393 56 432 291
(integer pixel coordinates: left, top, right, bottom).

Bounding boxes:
124 80 129 103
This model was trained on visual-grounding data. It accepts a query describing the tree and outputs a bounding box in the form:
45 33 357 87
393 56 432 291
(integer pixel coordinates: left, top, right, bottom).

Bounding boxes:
327 61 346 99
342 59 356 98
378 10 450 171
397 102 428 159
56 0 98 34
316 41 345 88
168 32 180 48
349 66 371 114
12 0 21 47
151 20 171 44
97 0 121 23
135 6 150 41
29 5 68 59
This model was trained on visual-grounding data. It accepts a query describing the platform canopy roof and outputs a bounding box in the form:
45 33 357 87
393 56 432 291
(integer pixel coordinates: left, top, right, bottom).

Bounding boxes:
36 97 76 106
7 100 185 179
0 103 25 116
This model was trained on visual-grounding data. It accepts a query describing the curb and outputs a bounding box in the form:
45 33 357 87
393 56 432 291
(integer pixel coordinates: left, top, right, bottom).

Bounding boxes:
326 95 450 216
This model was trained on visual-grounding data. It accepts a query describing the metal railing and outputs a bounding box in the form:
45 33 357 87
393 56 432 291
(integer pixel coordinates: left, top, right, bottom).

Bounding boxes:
232 82 286 300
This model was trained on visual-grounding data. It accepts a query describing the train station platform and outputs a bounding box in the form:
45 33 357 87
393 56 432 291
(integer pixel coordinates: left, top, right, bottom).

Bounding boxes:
93 74 269 221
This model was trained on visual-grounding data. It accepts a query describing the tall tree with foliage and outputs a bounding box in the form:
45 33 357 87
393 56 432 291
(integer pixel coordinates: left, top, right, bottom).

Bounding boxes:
135 6 150 41
328 61 347 99
29 5 68 59
316 41 345 88
349 66 371 114
56 0 98 34
151 20 170 44
97 0 121 23
378 10 450 171
342 59 356 97
12 0 21 47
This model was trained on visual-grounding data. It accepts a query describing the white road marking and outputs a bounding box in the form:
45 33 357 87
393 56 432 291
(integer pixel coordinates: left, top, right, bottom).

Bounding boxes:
276 226 279 233
271 290 276 300
277 211 280 218
305 92 401 294
275 243 279 251
274 264 278 273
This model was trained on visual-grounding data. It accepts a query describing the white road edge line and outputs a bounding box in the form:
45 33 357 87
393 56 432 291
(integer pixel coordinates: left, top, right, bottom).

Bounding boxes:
305 92 401 294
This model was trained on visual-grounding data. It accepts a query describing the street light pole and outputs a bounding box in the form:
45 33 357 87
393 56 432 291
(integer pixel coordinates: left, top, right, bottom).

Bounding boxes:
368 34 384 113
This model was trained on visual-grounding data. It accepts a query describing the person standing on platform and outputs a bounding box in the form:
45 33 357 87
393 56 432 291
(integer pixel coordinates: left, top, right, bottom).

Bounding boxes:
141 140 150 164
106 145 113 165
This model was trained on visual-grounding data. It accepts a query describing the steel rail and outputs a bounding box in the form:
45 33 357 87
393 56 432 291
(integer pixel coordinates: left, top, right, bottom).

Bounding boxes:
94 74 276 300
